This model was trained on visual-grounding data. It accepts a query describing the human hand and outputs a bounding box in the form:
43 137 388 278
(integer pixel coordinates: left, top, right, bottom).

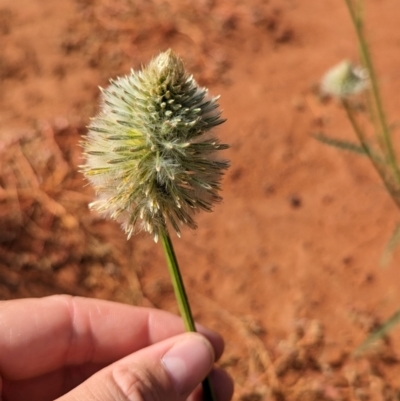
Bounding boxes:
0 295 234 401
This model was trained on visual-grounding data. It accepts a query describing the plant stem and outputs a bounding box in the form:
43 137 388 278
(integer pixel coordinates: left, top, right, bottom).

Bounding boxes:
343 0 400 184
354 308 400 356
160 230 216 401
342 99 400 209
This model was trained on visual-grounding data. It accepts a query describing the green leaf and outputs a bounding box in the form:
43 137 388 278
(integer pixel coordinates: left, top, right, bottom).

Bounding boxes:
355 309 400 356
380 222 400 268
311 132 367 155
312 132 386 165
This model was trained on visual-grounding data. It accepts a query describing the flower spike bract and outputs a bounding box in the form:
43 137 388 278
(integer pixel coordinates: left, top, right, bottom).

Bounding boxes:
81 49 229 241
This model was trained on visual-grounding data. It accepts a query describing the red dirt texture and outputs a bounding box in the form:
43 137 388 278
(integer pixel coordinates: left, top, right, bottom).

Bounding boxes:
1 0 400 400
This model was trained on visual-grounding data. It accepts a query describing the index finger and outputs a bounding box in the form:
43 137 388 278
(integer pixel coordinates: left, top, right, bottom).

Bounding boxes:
0 295 224 380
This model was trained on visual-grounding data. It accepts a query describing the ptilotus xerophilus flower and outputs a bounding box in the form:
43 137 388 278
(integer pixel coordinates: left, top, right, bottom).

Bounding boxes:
81 49 229 242
321 60 368 98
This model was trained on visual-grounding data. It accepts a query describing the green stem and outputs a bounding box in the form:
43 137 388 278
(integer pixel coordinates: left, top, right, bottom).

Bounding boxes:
342 99 400 209
343 0 400 184
160 230 216 401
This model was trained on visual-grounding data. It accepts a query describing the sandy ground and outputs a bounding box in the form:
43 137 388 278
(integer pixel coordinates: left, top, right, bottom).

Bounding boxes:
1 0 400 400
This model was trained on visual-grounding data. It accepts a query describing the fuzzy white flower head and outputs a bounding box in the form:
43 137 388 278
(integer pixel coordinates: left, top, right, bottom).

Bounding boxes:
321 60 368 98
81 49 229 242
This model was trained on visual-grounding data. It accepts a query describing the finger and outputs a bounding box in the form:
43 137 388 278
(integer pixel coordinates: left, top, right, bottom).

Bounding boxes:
0 295 224 380
2 352 234 401
56 333 220 401
211 369 235 401
187 368 235 401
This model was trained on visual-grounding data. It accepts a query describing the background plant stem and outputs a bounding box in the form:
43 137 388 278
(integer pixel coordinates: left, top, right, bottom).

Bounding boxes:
343 0 400 184
342 99 400 209
160 230 216 401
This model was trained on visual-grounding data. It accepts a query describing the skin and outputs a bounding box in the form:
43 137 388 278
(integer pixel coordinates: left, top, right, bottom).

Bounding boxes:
0 295 234 401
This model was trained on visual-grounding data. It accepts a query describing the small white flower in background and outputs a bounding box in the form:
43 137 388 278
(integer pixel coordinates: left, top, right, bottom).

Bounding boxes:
81 49 229 242
321 60 368 98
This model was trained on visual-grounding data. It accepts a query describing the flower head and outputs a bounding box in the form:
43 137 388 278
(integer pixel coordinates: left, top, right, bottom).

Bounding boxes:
81 49 229 241
321 60 368 98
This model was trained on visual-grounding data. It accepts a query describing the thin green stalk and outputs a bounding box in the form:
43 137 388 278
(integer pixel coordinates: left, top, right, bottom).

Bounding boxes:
160 230 216 401
343 0 400 184
353 0 380 148
355 308 400 356
342 99 400 209
342 99 373 160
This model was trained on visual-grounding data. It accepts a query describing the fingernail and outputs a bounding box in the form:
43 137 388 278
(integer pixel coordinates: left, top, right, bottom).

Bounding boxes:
162 334 214 395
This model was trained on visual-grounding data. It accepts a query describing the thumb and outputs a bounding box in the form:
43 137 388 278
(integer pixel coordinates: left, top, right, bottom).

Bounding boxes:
57 333 215 401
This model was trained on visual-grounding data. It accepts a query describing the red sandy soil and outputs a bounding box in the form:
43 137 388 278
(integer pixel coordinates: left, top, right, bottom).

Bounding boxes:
1 0 400 400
